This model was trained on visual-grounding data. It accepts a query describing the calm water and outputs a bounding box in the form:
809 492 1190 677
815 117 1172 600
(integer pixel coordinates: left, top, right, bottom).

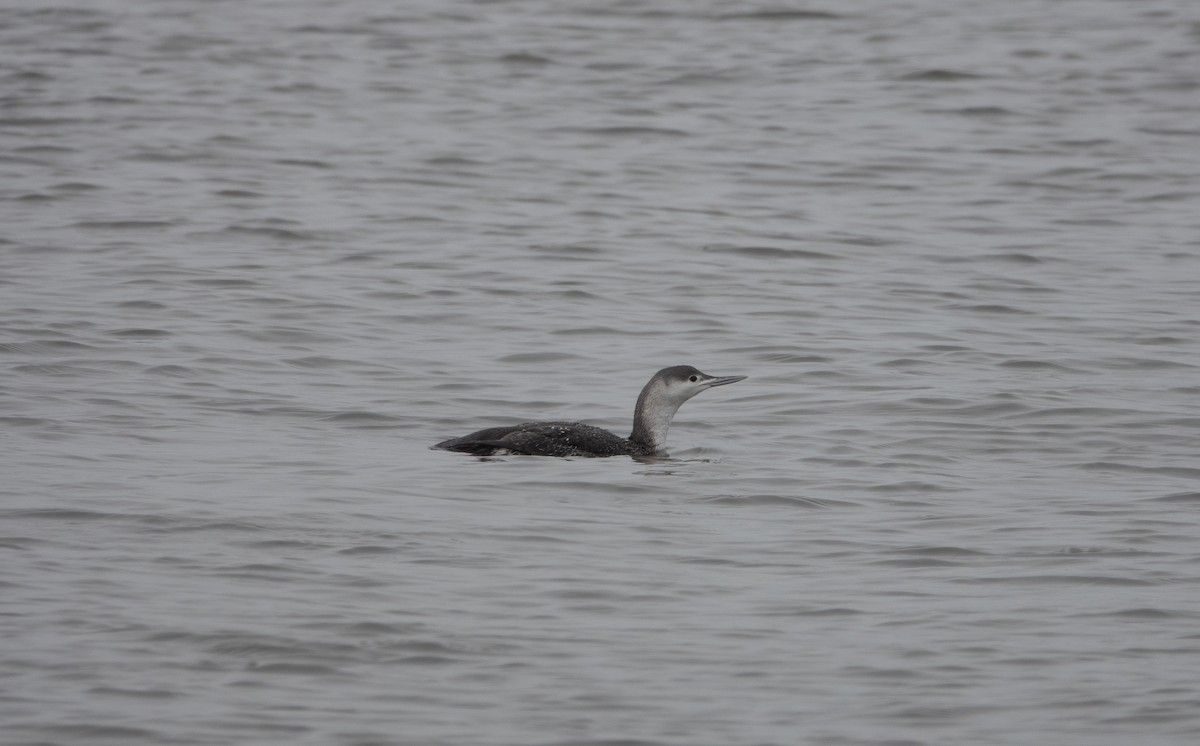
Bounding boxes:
4 1 1200 744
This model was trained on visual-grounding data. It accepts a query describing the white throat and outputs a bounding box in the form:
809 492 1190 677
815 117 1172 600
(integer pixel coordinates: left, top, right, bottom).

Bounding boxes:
630 381 697 451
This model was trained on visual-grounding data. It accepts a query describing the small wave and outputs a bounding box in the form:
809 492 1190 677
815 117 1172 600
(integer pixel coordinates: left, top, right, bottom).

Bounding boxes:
880 358 936 368
1104 357 1196 370
871 557 963 568
391 655 458 666
497 352 586 363
319 411 405 424
221 563 303 574
0 117 90 126
550 125 691 138
337 621 424 636
895 546 986 557
761 605 865 617
954 106 1018 117
144 364 197 377
274 158 333 169
1137 127 1200 137
551 326 624 336
72 220 176 230
51 181 102 191
425 155 485 166
867 481 951 493
89 686 180 699
108 328 171 338
283 356 358 369
951 304 1032 315
1130 191 1198 203
998 359 1078 371
703 244 838 260
700 494 847 509
35 724 161 740
153 520 264 533
338 545 402 556
5 69 54 82
2 509 172 525
247 662 341 675
214 189 264 198
1128 336 1189 346
899 69 987 81
1151 492 1200 504
980 252 1043 263
963 575 1155 587
1080 462 1200 480
0 415 51 427
117 300 167 309
1104 608 1187 619
499 51 554 65
756 352 832 363
1006 406 1138 420
718 10 842 21
221 225 314 241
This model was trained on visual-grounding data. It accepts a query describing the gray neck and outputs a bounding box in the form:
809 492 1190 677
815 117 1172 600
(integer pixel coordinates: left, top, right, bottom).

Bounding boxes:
629 379 685 452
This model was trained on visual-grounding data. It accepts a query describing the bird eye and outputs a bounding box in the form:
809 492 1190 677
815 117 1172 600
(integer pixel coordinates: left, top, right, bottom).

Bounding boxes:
689 375 698 382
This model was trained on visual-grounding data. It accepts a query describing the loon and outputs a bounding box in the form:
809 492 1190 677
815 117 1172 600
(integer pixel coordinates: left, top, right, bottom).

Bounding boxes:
434 365 747 457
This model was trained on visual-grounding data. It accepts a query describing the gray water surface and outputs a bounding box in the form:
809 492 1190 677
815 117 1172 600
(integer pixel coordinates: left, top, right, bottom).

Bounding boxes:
4 1 1200 744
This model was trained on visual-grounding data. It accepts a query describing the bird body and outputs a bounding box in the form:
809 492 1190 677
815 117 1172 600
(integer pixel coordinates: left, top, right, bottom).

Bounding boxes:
434 365 746 458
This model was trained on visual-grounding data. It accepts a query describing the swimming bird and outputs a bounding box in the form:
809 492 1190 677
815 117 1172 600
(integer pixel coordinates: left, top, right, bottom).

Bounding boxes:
434 365 747 457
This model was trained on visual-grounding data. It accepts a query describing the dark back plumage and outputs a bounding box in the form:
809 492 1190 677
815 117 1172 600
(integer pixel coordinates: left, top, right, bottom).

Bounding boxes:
434 365 746 458
435 421 648 457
